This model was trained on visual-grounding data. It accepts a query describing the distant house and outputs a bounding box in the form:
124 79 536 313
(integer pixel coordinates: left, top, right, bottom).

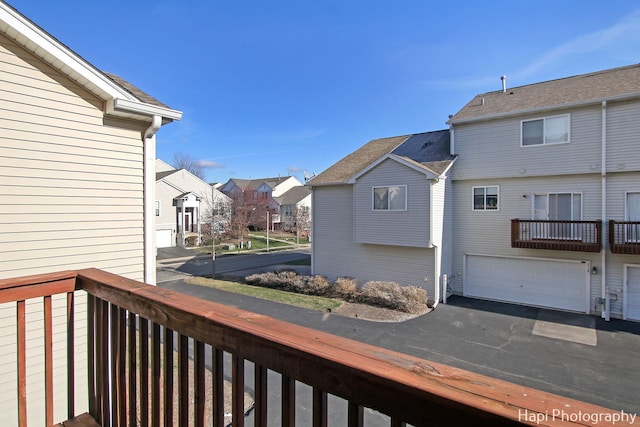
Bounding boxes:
0 2 181 424
274 185 312 235
221 176 303 229
308 131 456 304
156 160 231 247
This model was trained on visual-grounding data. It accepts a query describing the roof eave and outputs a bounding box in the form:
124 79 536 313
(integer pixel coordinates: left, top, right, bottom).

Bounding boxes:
346 154 439 184
0 2 182 122
448 91 640 125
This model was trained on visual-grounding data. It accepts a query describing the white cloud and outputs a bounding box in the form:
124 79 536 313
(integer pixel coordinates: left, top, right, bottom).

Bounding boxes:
516 9 640 80
197 160 224 169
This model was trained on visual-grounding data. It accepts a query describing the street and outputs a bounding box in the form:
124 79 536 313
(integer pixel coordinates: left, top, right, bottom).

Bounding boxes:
157 248 311 283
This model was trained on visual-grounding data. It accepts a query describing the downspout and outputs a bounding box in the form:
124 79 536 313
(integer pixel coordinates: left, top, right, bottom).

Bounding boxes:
449 125 455 156
601 102 608 320
429 178 440 308
144 115 162 285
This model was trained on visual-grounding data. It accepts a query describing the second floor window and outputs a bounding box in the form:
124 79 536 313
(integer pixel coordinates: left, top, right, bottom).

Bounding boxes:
473 186 499 210
522 114 569 146
155 200 160 217
373 185 407 211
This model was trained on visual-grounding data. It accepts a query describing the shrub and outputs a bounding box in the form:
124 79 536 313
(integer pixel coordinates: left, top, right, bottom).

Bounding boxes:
358 281 427 314
244 272 427 313
331 277 358 300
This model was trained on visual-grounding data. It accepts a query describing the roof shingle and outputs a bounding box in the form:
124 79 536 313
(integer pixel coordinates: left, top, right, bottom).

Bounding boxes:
449 64 640 123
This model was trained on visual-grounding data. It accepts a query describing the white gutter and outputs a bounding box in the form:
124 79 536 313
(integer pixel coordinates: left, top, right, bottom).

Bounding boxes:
108 98 183 122
601 101 608 320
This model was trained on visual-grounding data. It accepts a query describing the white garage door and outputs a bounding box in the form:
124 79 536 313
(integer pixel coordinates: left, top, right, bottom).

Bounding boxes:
156 229 173 248
465 255 589 313
624 265 640 321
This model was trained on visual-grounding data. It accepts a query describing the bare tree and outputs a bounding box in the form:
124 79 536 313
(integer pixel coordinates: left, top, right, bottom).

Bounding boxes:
290 204 312 244
172 152 206 180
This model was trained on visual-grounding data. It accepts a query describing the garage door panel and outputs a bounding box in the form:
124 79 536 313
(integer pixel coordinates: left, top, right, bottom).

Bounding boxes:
156 229 173 248
626 266 640 321
466 255 588 313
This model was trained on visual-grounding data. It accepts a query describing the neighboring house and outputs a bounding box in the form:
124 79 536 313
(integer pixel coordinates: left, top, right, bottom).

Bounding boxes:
308 131 456 304
0 2 181 425
311 64 640 321
447 64 640 321
220 175 303 229
155 160 231 247
274 185 312 235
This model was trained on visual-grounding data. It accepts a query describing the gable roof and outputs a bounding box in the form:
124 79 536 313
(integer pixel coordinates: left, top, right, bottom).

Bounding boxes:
449 64 640 124
223 176 294 192
275 186 312 205
0 2 181 123
308 130 454 186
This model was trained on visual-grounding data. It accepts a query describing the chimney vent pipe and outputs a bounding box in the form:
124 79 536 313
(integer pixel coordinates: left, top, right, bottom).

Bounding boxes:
501 75 507 93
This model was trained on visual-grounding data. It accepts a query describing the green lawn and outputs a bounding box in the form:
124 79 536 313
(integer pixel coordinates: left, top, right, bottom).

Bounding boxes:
186 276 342 312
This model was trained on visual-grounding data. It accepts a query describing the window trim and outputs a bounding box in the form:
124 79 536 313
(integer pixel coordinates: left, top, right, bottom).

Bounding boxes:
521 114 570 147
372 185 407 211
472 186 500 211
531 192 583 220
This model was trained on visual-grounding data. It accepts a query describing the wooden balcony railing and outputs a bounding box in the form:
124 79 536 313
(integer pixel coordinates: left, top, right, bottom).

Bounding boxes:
511 219 602 252
609 220 640 255
1 268 630 427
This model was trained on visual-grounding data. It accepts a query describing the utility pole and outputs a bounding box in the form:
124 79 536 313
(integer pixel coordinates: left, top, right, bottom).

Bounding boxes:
211 187 216 278
266 209 270 252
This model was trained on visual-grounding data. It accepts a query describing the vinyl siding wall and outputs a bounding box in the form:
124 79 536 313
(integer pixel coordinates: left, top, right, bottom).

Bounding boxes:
451 106 602 181
312 185 436 296
0 35 147 424
354 158 430 247
450 97 640 317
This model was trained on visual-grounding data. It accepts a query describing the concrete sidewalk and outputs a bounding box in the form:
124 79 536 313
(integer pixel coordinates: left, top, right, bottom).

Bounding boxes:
159 278 640 415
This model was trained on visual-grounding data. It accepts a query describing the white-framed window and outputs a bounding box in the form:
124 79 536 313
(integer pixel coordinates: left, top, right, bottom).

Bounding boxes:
532 192 583 240
625 192 640 242
155 200 161 217
373 185 407 211
521 114 570 146
473 186 499 211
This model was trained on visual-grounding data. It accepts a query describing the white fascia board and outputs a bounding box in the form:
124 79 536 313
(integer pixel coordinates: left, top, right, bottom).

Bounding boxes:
0 3 134 101
346 153 438 184
108 98 183 121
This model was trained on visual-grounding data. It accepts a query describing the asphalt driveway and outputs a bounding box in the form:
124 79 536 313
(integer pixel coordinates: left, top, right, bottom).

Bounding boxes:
156 248 640 416
159 277 640 415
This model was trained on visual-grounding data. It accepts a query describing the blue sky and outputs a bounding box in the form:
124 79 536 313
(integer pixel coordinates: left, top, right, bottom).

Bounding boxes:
8 1 640 183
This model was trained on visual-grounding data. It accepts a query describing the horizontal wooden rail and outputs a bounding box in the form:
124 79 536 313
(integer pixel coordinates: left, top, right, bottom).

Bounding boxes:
75 267 626 426
511 219 602 252
2 268 634 426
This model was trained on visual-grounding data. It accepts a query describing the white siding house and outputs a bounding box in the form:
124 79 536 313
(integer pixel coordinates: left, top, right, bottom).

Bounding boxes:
312 64 640 321
156 162 231 247
448 64 640 319
0 3 182 424
308 131 455 304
